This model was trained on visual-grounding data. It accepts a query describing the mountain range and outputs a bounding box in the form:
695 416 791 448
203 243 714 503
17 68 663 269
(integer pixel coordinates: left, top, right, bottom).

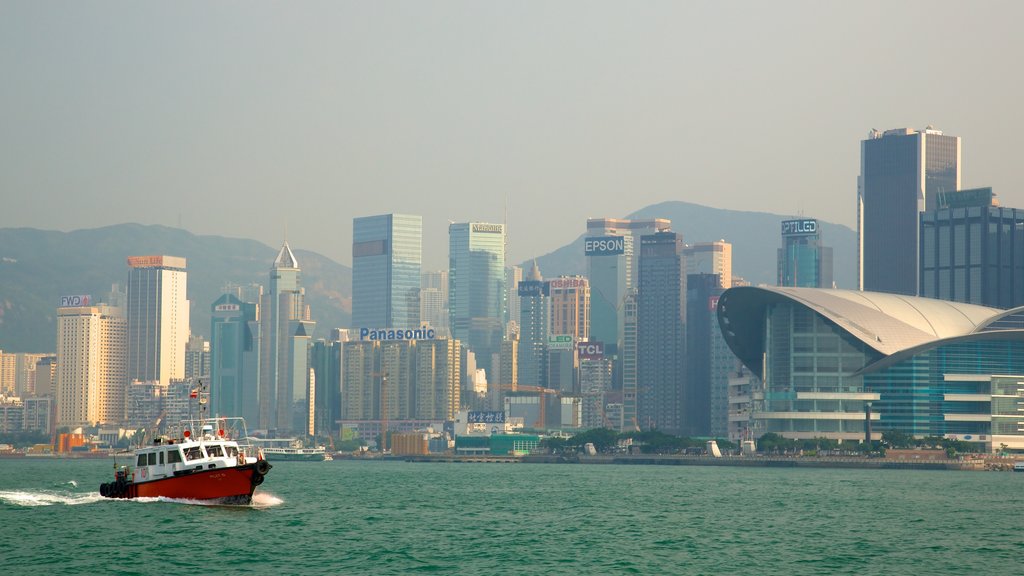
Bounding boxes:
0 202 855 353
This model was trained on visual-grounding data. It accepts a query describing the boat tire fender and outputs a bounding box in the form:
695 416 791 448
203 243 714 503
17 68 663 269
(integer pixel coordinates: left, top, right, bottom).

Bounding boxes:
255 460 271 476
251 473 264 486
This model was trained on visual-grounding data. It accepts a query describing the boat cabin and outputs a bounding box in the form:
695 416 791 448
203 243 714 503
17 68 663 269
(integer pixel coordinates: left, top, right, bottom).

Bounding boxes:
130 435 249 483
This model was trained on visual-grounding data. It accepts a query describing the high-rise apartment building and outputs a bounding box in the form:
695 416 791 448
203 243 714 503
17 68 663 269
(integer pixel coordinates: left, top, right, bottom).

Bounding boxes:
126 256 189 385
449 222 505 379
420 270 449 337
352 214 423 330
185 335 210 380
684 241 732 289
517 262 548 387
858 127 960 295
636 231 686 434
920 188 1024 308
210 293 261 423
259 242 316 432
621 289 638 431
504 266 523 332
56 304 127 427
777 219 834 288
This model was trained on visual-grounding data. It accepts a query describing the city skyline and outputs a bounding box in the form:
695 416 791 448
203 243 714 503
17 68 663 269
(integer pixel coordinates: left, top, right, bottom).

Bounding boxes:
4 2 1024 270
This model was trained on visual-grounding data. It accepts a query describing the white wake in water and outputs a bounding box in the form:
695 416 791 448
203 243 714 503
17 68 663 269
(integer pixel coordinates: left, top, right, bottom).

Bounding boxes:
0 489 104 507
251 492 283 508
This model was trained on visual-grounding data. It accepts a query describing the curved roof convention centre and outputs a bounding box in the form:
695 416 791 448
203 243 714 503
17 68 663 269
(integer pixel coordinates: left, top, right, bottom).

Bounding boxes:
716 286 1015 376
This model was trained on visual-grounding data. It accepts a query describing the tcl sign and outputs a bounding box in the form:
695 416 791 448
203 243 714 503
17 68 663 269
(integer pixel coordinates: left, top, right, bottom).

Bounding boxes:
578 341 604 359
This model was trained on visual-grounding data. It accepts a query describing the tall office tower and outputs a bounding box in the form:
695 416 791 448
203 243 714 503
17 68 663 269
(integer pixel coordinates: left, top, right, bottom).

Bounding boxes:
585 233 632 371
185 335 210 380
579 349 613 430
495 338 519 390
548 276 591 342
587 218 671 287
621 289 638 431
684 241 732 289
448 222 505 379
210 293 261 423
420 270 449 337
517 262 548 386
858 127 960 295
684 274 725 437
126 256 189 385
920 187 1024 308
310 337 343 436
352 214 423 330
259 242 316 433
504 266 523 330
777 219 834 288
636 231 686 434
35 356 58 397
56 304 127 427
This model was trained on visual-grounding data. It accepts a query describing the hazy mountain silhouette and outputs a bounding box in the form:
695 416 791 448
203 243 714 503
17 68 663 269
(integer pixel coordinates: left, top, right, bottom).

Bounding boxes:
522 201 856 288
1 202 855 353
0 224 351 353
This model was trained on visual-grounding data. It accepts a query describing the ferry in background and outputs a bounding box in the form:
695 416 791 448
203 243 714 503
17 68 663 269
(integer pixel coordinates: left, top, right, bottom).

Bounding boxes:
262 445 330 462
1014 461 1024 472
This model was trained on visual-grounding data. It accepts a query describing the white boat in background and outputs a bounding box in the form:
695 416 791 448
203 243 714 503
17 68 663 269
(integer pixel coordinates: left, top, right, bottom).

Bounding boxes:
1014 462 1024 472
262 445 328 462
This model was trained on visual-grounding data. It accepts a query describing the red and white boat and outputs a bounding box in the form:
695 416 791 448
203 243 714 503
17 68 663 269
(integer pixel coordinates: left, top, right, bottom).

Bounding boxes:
100 415 272 505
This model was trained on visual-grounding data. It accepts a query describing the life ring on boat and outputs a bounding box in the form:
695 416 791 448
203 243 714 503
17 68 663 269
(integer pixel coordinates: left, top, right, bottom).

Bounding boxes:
255 460 271 476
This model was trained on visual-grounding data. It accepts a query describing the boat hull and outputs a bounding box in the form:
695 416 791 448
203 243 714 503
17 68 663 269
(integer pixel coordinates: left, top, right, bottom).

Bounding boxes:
102 462 268 505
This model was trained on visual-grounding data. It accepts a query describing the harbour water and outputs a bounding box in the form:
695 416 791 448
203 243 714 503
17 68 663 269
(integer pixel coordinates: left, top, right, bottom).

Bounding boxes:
1 458 1021 575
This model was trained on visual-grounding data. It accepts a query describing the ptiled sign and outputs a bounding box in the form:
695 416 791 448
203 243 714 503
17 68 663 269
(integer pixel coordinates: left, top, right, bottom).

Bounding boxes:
359 326 437 341
584 236 625 256
781 219 818 236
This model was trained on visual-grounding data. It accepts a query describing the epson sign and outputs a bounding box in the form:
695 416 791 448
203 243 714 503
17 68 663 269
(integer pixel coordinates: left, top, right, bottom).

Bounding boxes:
584 236 625 256
781 219 817 236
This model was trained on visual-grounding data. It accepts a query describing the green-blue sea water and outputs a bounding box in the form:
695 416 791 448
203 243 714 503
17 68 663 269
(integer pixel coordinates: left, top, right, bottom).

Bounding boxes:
1 458 1022 575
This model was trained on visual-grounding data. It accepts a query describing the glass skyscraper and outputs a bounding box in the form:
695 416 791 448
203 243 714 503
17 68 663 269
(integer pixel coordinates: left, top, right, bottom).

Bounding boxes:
637 231 686 434
920 188 1024 308
352 214 422 330
517 261 548 387
858 127 960 295
777 218 834 288
449 222 505 379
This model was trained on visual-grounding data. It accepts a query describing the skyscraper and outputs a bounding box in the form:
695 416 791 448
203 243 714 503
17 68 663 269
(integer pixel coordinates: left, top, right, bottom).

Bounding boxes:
684 273 724 437
420 270 449 337
126 256 189 385
517 261 548 387
777 219 834 288
684 241 732 289
548 276 590 341
585 232 631 367
56 304 127 427
858 127 960 295
352 214 423 330
920 187 1024 308
587 218 671 287
448 222 505 378
259 242 316 432
210 293 261 423
636 231 686 434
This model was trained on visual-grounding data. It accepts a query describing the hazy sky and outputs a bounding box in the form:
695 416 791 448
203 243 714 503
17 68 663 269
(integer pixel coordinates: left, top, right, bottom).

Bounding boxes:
3 1 1022 270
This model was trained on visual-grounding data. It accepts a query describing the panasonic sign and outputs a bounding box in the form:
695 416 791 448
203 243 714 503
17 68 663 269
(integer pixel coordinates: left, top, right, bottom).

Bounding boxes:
359 326 437 341
781 219 818 236
584 236 625 256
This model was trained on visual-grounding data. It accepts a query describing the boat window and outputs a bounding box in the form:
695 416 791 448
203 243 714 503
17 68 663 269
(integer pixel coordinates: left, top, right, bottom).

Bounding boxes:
207 445 224 458
184 446 205 461
159 451 164 465
226 446 238 457
167 450 182 464
137 454 147 466
147 453 157 465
